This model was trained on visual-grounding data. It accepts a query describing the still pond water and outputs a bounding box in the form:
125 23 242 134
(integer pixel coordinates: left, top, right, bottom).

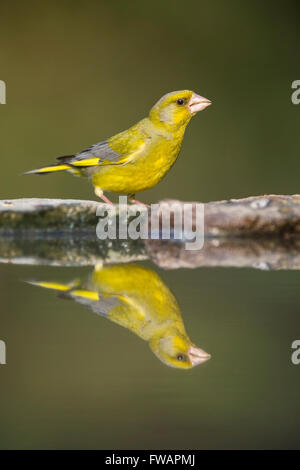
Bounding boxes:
0 241 299 449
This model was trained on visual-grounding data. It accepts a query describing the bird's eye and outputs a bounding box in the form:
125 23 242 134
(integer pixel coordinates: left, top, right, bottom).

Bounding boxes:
176 354 185 361
176 98 185 106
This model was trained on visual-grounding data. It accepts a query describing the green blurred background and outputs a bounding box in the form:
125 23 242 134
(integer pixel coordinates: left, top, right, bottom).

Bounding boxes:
1 0 300 450
1 0 300 202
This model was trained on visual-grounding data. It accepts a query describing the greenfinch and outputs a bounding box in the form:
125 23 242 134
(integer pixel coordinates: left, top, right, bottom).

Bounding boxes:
29 263 210 369
26 90 211 203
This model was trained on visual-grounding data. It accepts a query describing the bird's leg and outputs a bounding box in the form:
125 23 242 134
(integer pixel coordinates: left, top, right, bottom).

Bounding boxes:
128 194 150 207
94 187 113 204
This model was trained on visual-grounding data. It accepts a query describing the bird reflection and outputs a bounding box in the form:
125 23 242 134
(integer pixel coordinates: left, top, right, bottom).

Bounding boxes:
29 263 210 369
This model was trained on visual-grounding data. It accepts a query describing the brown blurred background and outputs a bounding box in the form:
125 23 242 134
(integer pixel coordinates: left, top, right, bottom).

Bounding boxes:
1 0 300 450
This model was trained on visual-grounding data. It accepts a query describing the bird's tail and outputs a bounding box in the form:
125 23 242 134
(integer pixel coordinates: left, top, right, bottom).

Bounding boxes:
27 280 73 291
27 280 100 301
24 163 71 175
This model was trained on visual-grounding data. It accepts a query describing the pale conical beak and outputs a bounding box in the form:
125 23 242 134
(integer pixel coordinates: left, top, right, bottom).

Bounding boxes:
188 93 212 114
188 345 211 366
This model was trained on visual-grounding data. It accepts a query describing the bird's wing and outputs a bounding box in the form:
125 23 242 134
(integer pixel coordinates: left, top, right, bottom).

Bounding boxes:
27 280 121 318
67 289 121 317
57 133 147 168
56 140 124 168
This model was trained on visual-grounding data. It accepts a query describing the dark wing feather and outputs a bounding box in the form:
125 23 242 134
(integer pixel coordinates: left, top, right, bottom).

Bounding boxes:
56 140 122 167
56 154 76 163
81 140 121 163
59 289 120 318
73 294 120 317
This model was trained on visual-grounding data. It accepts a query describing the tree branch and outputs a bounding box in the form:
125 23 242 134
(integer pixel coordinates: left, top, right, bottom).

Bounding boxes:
0 196 300 270
1 195 300 235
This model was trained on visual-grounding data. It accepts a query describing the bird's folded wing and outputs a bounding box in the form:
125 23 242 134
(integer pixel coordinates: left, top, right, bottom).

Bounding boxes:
68 289 121 317
57 138 146 168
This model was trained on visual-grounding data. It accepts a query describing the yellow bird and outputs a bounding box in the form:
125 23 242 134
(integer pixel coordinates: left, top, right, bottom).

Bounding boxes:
28 263 211 369
25 90 211 204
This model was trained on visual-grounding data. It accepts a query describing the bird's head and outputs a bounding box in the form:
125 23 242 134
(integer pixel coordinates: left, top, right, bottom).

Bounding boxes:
149 90 211 131
149 330 211 370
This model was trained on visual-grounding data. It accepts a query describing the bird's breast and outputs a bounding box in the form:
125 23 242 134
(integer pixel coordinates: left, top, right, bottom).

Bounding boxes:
92 131 184 193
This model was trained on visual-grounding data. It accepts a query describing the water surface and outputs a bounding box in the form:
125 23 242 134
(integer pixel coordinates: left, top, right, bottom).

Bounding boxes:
0 250 299 449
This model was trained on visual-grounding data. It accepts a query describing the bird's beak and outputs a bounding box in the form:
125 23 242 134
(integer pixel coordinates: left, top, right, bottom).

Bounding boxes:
188 93 212 114
188 345 211 366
